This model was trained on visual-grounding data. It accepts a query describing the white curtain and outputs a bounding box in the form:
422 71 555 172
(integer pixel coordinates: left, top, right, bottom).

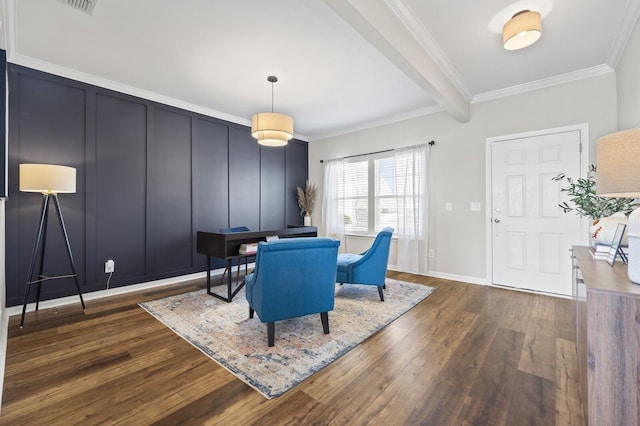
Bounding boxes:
394 144 428 273
322 158 346 250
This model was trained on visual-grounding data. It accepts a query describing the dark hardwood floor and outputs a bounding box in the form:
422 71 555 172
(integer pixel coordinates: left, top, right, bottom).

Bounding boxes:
0 271 584 425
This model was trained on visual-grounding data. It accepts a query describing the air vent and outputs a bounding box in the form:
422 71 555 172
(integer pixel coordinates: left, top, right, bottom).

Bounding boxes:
59 0 98 15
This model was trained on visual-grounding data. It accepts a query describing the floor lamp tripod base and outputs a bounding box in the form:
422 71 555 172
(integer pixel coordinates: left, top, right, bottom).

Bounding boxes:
20 194 86 327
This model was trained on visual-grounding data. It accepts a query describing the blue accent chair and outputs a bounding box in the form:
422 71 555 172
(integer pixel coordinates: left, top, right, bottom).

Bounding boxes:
219 226 251 285
336 227 394 301
245 237 340 347
219 226 250 233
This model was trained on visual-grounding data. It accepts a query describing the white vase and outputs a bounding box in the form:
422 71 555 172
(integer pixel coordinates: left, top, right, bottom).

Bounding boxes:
304 215 312 226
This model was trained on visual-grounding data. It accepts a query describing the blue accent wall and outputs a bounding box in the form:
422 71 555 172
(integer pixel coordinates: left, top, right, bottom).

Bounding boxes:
5 64 308 307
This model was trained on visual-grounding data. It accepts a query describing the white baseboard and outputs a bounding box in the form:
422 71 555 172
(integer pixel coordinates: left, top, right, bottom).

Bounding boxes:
0 309 7 413
425 270 489 286
388 266 489 286
5 268 230 317
389 267 569 299
489 283 572 299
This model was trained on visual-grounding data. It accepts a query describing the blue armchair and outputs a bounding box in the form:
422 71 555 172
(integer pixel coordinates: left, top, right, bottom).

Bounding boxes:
336 227 394 301
245 237 340 347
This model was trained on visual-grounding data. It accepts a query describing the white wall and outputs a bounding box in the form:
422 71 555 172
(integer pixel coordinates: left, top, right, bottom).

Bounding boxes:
617 18 640 129
309 73 617 282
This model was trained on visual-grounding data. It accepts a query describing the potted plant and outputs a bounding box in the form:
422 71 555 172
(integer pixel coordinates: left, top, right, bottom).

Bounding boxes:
297 181 317 226
553 164 638 243
553 165 637 219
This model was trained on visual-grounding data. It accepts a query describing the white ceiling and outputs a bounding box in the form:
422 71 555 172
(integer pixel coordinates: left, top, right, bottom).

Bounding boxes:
3 0 640 140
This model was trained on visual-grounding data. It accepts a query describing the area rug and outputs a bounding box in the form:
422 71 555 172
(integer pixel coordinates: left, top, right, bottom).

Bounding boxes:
139 279 435 399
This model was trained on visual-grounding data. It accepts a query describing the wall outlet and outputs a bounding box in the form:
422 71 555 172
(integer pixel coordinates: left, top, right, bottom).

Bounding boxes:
428 249 435 258
105 259 115 273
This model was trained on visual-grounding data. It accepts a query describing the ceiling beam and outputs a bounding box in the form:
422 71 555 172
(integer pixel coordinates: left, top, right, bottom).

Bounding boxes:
323 0 470 122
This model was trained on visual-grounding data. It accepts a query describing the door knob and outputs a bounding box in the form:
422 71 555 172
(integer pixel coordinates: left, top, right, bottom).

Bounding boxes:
494 218 500 223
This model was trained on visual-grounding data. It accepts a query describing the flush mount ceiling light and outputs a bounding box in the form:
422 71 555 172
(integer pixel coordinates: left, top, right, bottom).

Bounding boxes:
251 76 293 147
503 10 542 50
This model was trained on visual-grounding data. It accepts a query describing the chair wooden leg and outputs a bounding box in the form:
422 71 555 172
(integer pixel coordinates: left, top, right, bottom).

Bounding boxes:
267 322 275 347
320 312 329 334
249 307 254 318
377 286 385 302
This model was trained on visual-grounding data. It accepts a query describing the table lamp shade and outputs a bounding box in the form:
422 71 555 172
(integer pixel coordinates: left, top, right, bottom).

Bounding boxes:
19 164 76 194
596 129 640 197
596 128 640 284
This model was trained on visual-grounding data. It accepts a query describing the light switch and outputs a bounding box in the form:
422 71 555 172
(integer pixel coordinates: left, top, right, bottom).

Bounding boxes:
470 202 481 211
445 202 453 211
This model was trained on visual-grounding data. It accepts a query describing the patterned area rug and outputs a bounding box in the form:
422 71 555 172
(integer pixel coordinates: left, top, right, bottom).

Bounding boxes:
139 279 435 399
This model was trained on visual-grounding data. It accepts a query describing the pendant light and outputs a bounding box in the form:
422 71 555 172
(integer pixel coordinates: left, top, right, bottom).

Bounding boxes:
251 76 293 147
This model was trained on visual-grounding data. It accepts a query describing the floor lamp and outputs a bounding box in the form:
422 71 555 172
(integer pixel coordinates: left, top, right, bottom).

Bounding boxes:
19 164 86 327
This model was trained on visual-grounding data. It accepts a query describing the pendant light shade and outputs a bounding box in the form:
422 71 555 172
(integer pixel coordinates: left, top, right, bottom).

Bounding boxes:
251 76 293 147
251 112 293 147
503 10 541 50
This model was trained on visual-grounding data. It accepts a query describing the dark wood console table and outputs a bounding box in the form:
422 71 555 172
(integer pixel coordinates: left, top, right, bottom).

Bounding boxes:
196 226 317 302
572 245 640 424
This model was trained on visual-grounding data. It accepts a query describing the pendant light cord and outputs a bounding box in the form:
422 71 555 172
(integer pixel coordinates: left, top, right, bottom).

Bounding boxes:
267 75 278 113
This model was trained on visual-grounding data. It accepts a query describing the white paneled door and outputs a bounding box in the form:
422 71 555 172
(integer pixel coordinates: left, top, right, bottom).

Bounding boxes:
490 126 585 296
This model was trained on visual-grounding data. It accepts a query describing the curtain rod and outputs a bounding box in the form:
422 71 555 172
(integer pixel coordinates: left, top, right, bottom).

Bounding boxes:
320 140 434 163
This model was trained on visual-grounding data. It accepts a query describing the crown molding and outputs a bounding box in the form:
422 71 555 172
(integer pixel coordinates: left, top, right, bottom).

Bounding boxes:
5 53 310 142
10 55 251 124
607 0 640 68
383 0 472 102
3 0 17 57
310 104 444 141
4 0 246 125
471 64 614 104
323 0 469 122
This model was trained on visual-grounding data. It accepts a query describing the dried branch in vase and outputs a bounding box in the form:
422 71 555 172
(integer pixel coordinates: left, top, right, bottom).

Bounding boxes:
297 181 317 216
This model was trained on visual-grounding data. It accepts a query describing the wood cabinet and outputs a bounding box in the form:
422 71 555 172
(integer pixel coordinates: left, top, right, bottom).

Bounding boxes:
572 246 640 425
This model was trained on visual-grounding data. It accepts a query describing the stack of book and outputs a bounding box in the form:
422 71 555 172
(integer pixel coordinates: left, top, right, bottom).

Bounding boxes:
239 243 258 255
589 244 610 260
589 244 629 260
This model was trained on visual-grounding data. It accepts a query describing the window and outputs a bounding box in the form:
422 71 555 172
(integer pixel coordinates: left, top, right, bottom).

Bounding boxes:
341 152 395 235
323 144 428 273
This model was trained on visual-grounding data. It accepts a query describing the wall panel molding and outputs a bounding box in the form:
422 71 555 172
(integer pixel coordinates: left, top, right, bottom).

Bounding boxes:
5 64 308 307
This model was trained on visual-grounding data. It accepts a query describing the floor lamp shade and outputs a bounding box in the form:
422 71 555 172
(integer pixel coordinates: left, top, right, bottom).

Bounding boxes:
19 164 76 194
596 128 640 284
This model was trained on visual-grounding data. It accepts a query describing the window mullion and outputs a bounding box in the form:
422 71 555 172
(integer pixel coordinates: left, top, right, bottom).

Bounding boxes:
368 158 375 234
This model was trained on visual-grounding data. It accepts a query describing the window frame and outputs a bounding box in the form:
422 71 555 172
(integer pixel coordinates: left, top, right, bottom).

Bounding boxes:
342 151 395 236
